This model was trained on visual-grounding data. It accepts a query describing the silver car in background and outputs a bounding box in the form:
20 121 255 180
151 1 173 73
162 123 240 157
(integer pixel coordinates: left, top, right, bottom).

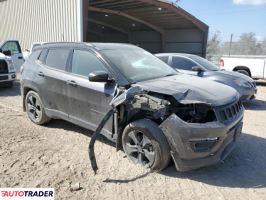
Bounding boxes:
156 53 257 101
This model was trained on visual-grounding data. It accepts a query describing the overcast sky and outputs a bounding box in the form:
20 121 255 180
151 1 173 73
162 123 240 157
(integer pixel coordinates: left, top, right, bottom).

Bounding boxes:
176 0 266 41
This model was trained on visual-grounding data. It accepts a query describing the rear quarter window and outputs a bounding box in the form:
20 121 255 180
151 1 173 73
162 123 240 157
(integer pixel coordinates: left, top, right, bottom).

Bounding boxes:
157 56 169 64
38 49 48 63
45 49 70 71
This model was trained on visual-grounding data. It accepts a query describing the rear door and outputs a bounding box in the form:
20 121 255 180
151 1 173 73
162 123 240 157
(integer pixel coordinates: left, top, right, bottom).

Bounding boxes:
37 48 71 119
67 49 116 135
1 41 24 71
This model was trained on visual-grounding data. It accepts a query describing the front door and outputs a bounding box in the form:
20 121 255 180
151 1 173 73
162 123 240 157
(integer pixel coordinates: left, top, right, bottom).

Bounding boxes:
1 41 24 71
67 49 116 136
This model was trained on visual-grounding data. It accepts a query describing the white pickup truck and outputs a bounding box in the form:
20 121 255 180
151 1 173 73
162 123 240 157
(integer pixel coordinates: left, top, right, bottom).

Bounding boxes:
220 55 266 79
0 40 24 87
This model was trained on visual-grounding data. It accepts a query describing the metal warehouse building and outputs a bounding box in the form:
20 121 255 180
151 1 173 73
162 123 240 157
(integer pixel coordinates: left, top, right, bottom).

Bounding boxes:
0 0 208 56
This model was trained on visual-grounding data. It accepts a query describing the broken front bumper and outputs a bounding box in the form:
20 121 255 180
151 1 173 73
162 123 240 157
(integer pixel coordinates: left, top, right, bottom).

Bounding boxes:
160 109 244 172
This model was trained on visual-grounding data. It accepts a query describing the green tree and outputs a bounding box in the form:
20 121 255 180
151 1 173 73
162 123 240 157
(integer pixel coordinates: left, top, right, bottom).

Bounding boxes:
261 38 266 55
237 32 258 55
207 31 221 60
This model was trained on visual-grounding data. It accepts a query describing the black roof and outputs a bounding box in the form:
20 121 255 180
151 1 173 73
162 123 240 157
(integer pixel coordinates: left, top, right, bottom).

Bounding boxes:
36 42 137 51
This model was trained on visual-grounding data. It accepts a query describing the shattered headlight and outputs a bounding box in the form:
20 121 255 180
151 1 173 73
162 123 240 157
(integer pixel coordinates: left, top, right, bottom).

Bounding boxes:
175 104 216 123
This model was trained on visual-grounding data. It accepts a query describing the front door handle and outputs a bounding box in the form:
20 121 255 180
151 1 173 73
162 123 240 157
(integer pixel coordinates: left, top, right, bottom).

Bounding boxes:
38 71 45 77
18 56 23 59
67 80 78 87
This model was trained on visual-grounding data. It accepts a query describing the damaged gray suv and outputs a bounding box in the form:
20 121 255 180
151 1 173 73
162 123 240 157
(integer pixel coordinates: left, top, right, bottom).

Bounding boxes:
21 43 244 172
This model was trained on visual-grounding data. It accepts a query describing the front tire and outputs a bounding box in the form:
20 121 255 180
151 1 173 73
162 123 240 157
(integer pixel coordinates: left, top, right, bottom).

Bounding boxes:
25 91 50 125
122 119 171 172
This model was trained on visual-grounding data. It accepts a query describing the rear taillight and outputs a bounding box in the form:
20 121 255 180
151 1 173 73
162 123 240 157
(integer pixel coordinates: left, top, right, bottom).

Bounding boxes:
220 59 224 67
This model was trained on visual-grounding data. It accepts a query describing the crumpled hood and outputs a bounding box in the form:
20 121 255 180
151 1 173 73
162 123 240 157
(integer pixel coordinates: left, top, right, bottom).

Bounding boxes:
134 74 239 107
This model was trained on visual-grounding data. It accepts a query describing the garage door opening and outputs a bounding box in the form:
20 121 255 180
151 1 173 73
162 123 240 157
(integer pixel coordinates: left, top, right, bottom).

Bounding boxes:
86 0 209 56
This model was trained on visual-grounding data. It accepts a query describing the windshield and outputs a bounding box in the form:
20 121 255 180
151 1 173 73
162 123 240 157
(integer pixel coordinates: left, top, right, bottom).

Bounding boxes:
189 55 220 71
101 47 177 82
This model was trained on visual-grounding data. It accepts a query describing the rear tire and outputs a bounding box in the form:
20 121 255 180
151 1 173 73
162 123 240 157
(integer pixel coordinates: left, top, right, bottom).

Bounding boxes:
122 119 171 172
25 91 50 125
236 70 250 77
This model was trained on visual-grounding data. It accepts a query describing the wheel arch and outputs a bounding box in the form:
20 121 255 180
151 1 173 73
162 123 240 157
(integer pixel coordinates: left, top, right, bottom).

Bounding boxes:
116 110 148 151
233 66 252 77
121 118 171 171
22 86 38 111
116 110 167 152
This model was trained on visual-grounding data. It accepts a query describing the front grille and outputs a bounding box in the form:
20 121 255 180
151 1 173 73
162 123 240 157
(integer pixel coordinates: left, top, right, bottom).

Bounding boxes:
0 75 8 81
0 60 8 74
218 100 243 122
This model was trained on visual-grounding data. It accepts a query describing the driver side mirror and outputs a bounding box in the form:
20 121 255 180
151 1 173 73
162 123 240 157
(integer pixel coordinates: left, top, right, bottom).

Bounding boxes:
192 66 205 72
2 50 12 56
89 71 110 82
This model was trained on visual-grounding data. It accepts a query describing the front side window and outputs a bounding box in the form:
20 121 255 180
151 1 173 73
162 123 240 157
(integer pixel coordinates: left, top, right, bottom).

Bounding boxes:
71 50 107 77
188 55 220 71
1 41 21 54
101 47 176 83
45 49 70 71
171 57 197 71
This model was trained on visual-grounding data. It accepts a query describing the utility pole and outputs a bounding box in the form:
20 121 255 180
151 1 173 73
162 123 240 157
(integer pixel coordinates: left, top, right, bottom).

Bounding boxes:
229 33 233 56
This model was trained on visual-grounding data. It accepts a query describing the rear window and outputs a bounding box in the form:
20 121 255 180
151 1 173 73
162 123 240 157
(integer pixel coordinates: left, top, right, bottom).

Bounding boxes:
45 49 70 71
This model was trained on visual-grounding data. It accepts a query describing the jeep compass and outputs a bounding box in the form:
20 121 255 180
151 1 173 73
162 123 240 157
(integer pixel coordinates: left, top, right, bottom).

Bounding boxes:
21 43 244 172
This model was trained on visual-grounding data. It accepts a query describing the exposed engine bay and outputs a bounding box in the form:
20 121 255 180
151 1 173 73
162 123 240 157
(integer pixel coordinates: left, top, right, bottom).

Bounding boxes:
88 86 221 174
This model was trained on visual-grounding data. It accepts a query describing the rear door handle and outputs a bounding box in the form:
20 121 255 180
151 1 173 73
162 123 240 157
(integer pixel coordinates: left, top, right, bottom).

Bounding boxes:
38 71 45 77
18 56 23 59
67 80 78 87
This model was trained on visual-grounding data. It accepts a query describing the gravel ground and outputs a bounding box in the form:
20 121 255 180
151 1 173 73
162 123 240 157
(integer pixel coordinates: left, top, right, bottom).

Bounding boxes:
0 80 266 200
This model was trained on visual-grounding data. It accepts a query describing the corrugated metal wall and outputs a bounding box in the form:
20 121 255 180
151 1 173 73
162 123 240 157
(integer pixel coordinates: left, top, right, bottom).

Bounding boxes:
164 29 204 55
0 0 81 50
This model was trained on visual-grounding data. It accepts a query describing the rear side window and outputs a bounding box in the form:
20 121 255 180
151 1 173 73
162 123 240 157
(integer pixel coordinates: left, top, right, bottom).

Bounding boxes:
171 56 197 71
71 50 107 77
45 49 70 71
